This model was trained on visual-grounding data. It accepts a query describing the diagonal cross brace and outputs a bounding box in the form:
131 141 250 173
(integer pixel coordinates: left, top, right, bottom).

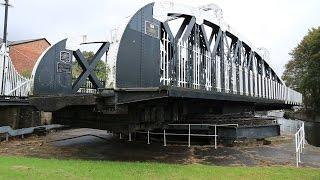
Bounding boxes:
72 42 110 93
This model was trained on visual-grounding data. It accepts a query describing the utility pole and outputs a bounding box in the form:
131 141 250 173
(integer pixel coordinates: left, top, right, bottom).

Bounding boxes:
1 0 11 95
2 0 11 47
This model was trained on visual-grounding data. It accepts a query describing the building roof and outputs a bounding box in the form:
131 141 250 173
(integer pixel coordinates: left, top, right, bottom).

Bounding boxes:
0 38 50 47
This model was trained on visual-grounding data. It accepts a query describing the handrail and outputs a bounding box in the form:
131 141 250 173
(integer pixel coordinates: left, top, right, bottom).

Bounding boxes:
134 123 239 149
168 123 239 127
295 122 305 167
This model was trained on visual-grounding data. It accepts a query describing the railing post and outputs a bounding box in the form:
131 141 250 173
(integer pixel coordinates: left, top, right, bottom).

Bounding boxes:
300 131 303 154
5 132 8 141
214 125 217 149
188 124 191 147
147 130 150 145
163 129 166 147
296 152 299 167
302 123 305 148
128 131 132 142
295 133 298 167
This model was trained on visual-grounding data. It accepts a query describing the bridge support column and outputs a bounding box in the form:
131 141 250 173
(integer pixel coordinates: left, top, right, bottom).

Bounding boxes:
0 106 40 129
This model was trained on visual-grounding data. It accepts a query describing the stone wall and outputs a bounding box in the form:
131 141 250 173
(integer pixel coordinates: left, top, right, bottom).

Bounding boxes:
0 106 41 129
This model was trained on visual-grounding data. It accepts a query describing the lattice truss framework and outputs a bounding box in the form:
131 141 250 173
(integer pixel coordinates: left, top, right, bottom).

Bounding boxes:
159 14 299 104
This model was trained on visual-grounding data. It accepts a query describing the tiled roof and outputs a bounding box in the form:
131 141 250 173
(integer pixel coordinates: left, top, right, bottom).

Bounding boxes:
0 38 50 46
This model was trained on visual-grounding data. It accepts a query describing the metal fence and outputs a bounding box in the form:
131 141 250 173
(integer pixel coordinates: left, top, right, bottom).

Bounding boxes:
134 123 238 149
72 78 105 94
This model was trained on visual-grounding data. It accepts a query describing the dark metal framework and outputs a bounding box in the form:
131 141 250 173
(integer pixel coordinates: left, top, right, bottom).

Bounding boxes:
72 42 109 93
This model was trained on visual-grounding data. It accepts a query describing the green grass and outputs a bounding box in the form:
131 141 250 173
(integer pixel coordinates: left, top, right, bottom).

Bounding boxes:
0 156 319 180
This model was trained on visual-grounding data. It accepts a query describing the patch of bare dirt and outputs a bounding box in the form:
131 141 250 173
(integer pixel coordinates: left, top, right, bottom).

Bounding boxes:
0 128 319 168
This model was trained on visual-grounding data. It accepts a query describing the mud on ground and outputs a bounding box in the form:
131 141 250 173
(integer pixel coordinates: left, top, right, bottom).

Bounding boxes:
0 128 319 168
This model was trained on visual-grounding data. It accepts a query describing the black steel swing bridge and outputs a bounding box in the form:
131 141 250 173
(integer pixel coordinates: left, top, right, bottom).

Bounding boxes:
0 2 302 141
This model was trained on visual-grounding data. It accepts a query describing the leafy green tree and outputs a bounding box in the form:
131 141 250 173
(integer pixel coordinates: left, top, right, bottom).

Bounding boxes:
282 27 320 114
21 70 32 78
72 51 110 83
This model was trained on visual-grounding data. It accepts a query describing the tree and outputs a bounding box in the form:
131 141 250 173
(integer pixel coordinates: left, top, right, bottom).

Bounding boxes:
21 70 32 78
282 27 320 114
72 51 110 83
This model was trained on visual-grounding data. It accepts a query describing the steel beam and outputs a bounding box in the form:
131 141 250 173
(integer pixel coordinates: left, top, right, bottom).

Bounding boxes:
72 42 109 93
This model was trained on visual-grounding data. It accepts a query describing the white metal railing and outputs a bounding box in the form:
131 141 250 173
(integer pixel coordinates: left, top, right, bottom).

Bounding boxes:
0 45 31 97
295 122 305 167
135 123 238 149
159 29 303 106
73 78 106 94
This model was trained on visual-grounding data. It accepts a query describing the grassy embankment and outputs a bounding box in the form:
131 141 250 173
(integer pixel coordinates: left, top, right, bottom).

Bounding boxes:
0 156 319 180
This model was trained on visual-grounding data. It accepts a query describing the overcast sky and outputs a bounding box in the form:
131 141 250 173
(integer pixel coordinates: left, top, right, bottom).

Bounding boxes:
0 0 319 76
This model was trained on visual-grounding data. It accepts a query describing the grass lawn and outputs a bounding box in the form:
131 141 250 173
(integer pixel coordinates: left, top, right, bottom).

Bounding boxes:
0 156 319 180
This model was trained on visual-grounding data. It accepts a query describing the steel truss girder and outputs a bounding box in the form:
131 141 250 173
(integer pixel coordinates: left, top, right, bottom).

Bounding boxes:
160 14 284 97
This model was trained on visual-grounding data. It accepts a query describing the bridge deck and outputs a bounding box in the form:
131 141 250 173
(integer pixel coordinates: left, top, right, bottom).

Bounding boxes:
29 86 293 112
115 86 290 107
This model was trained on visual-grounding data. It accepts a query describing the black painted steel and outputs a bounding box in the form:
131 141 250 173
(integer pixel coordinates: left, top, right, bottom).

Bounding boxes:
218 125 280 140
72 42 109 93
116 3 161 88
32 40 109 95
32 39 73 95
2 0 10 45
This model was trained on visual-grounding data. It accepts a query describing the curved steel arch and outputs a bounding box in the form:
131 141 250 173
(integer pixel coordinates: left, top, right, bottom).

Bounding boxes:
107 2 302 105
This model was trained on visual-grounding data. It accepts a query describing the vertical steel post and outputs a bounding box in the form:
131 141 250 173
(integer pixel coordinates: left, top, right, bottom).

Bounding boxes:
302 123 305 149
5 132 8 141
188 124 191 147
295 133 298 167
296 151 299 168
2 0 9 45
1 0 10 95
128 131 132 142
214 125 217 149
163 129 166 147
147 130 150 145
